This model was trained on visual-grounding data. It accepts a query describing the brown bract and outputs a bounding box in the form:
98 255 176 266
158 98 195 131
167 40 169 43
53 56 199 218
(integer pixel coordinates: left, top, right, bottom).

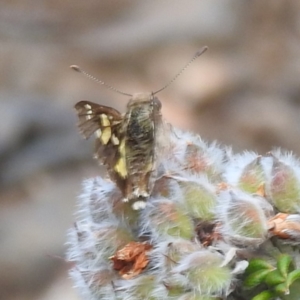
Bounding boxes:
268 213 300 239
196 221 222 247
110 241 152 279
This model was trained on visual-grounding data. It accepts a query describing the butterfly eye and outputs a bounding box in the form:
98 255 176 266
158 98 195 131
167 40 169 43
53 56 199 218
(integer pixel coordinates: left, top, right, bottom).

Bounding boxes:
153 98 162 110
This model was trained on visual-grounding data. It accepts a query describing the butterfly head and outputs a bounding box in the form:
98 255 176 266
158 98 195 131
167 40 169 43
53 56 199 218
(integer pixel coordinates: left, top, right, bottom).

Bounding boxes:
127 93 162 112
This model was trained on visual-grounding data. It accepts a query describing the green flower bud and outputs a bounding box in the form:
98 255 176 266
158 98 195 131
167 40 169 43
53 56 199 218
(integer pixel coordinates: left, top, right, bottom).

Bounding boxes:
270 157 300 213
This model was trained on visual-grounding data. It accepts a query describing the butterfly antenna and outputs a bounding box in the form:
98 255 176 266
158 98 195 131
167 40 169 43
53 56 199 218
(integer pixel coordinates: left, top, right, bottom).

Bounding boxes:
153 46 208 95
70 65 133 97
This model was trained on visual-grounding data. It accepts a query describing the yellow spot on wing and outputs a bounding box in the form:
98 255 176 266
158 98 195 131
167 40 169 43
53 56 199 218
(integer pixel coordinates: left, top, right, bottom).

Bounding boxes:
98 114 112 144
100 114 110 127
101 127 111 144
115 157 127 178
114 139 127 178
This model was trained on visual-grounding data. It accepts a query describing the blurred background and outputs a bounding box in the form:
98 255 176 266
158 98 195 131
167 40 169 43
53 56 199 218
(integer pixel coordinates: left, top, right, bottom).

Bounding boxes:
1 0 300 299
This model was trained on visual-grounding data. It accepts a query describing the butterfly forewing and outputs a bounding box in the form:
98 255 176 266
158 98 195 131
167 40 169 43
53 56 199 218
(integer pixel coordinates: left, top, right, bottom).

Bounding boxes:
75 101 122 137
74 100 123 162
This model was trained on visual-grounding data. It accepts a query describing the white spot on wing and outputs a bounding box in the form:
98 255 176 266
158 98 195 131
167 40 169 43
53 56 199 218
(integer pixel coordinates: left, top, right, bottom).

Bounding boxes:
95 129 102 138
111 134 119 145
84 105 92 120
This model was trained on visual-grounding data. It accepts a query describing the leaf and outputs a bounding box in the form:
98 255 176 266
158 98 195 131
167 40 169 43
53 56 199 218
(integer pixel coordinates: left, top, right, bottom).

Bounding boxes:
277 254 292 278
244 269 270 288
273 282 289 295
286 270 300 287
246 258 274 275
265 269 285 286
252 290 276 300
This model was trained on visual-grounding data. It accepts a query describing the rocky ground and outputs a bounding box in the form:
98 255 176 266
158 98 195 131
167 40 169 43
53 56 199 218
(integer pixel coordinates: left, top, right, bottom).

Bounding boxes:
0 1 300 299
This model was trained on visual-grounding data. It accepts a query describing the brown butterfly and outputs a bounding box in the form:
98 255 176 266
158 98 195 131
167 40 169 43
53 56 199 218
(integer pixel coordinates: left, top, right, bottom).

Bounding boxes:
75 93 162 210
72 46 208 210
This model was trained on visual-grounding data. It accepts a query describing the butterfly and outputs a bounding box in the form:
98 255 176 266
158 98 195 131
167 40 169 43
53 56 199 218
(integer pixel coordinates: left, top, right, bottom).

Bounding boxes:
75 93 163 210
73 46 208 210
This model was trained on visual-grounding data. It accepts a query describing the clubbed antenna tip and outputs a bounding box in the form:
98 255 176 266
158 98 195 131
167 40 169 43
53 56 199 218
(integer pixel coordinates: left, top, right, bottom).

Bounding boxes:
195 46 209 57
70 65 81 72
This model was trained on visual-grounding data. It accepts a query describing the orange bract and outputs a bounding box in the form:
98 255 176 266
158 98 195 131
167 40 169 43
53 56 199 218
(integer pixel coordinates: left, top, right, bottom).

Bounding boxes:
110 242 152 279
256 183 266 197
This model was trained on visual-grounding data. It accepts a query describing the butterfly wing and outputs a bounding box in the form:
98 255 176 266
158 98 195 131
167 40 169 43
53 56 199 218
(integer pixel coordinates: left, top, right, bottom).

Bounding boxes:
75 101 122 137
74 100 124 166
